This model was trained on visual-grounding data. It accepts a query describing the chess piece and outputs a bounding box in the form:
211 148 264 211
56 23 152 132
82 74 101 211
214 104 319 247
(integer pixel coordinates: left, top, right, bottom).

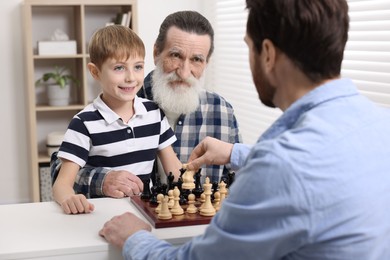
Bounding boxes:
219 180 228 205
176 178 187 205
155 193 164 214
200 177 216 217
211 181 219 202
182 168 195 190
199 192 206 210
167 189 174 209
167 172 175 191
141 178 151 201
160 183 168 196
179 167 186 178
158 195 172 220
227 171 235 188
213 191 221 211
193 169 204 198
186 193 198 214
149 186 158 206
170 186 184 215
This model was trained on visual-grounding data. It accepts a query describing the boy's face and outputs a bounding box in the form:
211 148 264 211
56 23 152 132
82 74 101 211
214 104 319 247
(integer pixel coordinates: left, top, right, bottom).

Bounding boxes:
93 56 144 106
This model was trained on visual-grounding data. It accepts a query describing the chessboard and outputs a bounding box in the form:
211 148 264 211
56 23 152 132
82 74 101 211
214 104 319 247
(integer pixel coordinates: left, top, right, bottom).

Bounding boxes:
130 195 212 228
131 167 234 229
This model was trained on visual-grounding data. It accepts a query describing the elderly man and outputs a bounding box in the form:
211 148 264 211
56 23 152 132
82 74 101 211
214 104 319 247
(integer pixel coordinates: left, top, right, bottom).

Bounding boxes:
51 11 242 198
99 0 390 259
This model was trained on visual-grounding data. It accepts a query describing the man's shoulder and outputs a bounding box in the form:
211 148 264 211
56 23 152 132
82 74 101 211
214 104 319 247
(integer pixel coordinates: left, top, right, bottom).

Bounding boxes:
201 89 234 108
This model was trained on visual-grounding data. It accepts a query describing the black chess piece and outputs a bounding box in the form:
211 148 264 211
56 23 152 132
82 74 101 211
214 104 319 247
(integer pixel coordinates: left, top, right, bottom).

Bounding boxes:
176 178 187 205
179 167 186 178
160 183 168 196
167 172 175 192
141 179 151 201
193 169 204 198
211 181 219 202
149 186 158 206
227 171 235 188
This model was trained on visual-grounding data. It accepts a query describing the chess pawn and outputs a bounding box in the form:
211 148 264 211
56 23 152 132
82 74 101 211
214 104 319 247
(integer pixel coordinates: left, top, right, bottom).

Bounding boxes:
186 193 198 214
213 191 221 211
170 186 184 216
141 179 151 201
158 195 172 220
167 189 174 209
199 193 206 210
200 177 216 217
155 193 164 214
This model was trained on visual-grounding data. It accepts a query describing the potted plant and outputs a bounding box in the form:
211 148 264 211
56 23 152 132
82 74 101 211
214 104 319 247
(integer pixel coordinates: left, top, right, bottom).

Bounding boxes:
35 66 79 106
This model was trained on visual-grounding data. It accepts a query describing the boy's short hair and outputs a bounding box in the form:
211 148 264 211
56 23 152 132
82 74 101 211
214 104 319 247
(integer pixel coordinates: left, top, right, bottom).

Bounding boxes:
89 25 145 69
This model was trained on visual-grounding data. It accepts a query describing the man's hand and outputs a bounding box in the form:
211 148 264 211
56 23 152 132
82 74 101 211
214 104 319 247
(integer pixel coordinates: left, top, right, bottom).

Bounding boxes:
186 136 234 171
99 212 152 249
102 170 144 198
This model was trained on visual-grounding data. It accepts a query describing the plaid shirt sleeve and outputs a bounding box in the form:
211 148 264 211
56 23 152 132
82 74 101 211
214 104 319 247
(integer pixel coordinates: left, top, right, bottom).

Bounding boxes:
74 167 111 198
50 151 111 198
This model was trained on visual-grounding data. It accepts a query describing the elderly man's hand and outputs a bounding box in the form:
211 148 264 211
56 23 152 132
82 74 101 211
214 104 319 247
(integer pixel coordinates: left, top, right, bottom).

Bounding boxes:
103 170 144 198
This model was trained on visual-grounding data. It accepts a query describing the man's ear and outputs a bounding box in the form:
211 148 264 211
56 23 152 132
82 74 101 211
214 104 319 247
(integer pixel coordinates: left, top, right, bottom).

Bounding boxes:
87 63 100 80
262 39 276 73
153 44 158 65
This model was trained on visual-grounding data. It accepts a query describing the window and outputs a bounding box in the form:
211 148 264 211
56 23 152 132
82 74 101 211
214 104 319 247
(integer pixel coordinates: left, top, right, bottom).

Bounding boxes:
208 0 390 144
342 0 390 107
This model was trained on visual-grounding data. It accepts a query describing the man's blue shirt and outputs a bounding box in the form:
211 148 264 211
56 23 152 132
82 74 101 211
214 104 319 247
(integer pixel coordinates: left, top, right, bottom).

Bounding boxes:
123 78 390 259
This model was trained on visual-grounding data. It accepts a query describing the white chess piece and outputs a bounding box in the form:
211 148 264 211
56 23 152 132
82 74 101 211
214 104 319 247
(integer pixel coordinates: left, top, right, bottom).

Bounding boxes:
186 193 198 214
155 193 164 214
170 186 184 216
200 177 216 217
158 195 172 220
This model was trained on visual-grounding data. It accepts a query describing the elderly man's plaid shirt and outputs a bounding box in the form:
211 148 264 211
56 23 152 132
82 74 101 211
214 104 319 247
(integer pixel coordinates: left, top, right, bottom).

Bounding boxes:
51 71 242 198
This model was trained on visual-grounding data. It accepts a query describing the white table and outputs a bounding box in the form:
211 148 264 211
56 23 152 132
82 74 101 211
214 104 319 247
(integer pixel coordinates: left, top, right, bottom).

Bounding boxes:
0 198 207 259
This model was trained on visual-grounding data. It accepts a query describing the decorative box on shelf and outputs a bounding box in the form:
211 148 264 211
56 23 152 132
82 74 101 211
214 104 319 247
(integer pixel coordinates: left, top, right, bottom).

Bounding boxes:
38 40 77 55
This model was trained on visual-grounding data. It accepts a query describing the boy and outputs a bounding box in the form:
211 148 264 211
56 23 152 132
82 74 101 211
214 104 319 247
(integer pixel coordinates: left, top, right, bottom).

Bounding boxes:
53 25 182 214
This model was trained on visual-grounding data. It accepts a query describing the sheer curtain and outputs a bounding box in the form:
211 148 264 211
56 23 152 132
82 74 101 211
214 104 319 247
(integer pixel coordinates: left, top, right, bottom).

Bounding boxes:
207 0 390 144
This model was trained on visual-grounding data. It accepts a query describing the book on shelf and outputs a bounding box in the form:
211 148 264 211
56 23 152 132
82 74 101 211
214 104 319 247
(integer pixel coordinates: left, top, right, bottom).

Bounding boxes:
114 11 132 27
126 11 132 27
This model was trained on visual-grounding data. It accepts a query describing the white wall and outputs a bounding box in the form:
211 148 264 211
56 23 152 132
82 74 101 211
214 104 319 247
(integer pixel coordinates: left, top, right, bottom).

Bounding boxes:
0 0 207 204
0 0 29 204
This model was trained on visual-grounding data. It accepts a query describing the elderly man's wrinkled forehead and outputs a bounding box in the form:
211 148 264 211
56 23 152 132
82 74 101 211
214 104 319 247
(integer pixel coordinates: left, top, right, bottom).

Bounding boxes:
162 26 211 57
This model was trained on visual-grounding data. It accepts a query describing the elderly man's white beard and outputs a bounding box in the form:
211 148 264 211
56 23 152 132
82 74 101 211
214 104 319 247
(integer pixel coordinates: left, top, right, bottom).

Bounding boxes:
151 63 204 115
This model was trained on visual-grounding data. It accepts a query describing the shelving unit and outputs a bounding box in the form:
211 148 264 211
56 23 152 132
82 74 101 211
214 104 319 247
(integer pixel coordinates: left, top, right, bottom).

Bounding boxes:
23 0 138 202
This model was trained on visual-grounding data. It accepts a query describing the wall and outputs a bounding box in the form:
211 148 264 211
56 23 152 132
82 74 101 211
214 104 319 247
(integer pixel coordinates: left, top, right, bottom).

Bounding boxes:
0 0 207 204
0 0 29 204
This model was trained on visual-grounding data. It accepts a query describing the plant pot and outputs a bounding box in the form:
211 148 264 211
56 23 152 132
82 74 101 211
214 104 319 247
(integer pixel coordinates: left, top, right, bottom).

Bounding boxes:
47 84 70 106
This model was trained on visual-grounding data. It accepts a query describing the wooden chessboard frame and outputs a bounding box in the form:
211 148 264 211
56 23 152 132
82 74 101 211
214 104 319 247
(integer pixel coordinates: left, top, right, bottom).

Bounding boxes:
130 195 212 228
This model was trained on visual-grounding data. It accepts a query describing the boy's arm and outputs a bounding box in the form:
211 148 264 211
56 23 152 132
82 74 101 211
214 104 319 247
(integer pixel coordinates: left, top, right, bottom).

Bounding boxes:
51 151 111 198
53 159 94 214
157 146 183 181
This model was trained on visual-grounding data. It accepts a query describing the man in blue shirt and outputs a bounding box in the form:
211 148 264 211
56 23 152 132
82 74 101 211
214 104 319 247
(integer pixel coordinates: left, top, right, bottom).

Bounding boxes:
51 11 242 198
99 0 390 259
